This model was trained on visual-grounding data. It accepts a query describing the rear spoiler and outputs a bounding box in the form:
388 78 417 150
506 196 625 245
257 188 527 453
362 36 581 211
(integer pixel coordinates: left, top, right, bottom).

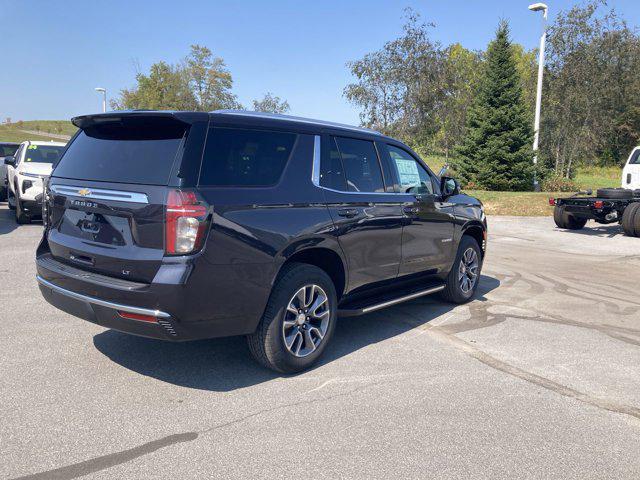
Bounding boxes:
71 111 209 129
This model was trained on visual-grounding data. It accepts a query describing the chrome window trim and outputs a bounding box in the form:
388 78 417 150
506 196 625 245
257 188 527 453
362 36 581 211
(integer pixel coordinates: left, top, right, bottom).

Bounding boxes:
36 276 170 318
50 185 149 204
311 135 321 186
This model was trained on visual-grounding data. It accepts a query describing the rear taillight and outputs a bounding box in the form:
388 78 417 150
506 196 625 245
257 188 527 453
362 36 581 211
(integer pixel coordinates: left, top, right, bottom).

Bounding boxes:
548 198 556 206
165 189 209 255
593 200 604 209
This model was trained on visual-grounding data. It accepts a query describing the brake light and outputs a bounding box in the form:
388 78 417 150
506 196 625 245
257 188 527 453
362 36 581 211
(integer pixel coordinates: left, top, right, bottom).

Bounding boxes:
165 190 209 255
548 198 556 206
593 200 604 209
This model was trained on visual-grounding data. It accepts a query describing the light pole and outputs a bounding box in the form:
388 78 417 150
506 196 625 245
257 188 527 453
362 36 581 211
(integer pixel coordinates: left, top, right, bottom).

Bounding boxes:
94 87 107 113
529 2 548 192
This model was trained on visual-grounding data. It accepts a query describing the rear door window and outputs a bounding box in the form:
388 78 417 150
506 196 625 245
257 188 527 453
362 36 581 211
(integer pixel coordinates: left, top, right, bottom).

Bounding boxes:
52 121 186 185
199 127 296 186
333 137 385 193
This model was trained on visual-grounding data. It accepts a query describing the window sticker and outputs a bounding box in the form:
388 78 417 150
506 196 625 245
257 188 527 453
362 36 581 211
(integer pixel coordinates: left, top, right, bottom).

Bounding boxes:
395 159 420 185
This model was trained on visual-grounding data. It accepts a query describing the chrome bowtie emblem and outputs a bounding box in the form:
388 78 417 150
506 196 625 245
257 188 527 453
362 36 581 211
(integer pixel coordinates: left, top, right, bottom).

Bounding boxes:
78 188 92 196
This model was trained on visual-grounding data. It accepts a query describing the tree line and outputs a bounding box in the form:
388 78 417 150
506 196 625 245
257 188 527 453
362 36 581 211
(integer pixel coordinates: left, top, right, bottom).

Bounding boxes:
112 1 639 191
345 2 640 189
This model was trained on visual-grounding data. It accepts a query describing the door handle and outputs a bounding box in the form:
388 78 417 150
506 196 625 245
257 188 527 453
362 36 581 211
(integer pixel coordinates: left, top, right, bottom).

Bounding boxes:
403 206 419 215
337 208 359 218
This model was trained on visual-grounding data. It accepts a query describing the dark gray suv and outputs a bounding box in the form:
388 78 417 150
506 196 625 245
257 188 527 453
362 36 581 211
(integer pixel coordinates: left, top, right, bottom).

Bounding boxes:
36 110 487 373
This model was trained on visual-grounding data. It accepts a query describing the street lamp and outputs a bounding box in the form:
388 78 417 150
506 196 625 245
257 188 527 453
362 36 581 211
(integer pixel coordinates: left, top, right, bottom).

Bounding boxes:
94 87 107 113
529 2 548 192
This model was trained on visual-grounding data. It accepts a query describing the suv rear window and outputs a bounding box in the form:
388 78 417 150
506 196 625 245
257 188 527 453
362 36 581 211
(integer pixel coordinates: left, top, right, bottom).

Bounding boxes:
199 127 296 186
52 121 186 185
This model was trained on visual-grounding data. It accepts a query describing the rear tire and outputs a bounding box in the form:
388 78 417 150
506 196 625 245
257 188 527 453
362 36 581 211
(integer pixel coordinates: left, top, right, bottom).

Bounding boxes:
440 235 483 304
621 203 640 237
553 205 587 230
596 188 633 200
247 263 337 373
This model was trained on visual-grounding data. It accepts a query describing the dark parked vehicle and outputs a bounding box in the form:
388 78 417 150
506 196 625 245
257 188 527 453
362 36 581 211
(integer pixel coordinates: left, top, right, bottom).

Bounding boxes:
36 110 487 372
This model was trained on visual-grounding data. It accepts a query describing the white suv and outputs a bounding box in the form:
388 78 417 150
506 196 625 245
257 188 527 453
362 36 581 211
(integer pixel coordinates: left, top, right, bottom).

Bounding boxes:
622 146 640 191
5 140 66 223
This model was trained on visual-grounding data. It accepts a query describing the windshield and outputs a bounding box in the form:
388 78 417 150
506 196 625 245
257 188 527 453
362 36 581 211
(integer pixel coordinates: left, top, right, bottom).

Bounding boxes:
23 145 65 164
0 144 19 157
630 149 640 165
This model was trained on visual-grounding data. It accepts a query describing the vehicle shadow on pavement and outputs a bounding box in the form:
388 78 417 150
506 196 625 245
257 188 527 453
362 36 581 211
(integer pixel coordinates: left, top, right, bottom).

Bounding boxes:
564 224 624 238
93 274 500 392
0 203 19 235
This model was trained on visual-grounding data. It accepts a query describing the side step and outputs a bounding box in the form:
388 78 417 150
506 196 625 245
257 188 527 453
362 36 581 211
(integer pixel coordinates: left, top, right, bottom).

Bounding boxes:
338 283 446 317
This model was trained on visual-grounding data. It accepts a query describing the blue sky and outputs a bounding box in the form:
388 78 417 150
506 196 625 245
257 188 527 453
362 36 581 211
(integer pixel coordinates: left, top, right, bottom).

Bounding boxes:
1 0 638 125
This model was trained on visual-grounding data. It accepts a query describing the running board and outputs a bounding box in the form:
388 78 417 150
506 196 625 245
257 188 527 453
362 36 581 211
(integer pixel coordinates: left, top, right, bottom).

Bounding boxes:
338 284 446 317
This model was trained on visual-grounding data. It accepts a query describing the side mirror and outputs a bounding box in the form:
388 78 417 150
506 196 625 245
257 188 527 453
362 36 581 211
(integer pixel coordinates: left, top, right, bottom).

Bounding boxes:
441 176 460 197
3 156 16 167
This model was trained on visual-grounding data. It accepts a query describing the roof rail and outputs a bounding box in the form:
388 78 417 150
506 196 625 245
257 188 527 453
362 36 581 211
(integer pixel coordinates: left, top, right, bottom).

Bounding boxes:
211 110 381 136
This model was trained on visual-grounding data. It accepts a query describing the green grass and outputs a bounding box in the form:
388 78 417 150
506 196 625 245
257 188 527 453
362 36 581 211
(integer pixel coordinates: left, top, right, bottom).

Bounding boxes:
465 190 559 216
574 165 620 190
0 120 76 143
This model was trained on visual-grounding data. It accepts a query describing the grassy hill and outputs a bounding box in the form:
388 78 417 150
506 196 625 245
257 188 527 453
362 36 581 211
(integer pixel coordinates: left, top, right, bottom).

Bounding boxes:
0 120 76 143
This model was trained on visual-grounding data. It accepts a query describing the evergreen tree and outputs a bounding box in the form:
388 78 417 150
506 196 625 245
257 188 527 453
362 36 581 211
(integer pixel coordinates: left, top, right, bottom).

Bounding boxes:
453 21 534 191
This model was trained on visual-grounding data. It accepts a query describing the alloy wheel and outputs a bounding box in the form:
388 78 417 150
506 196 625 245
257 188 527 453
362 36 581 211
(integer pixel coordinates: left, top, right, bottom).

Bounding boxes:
458 247 479 294
282 284 330 357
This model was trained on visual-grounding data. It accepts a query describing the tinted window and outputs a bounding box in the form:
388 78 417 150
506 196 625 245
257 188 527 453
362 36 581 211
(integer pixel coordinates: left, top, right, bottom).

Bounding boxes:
320 137 347 190
53 123 185 185
23 145 65 164
0 144 18 157
200 128 296 186
334 137 385 193
387 145 433 194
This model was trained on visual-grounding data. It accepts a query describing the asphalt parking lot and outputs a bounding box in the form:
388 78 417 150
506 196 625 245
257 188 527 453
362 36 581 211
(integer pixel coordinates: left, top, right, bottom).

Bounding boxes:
1 204 639 480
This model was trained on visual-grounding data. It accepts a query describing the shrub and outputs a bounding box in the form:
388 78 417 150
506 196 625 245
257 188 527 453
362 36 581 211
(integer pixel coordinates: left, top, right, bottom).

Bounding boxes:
542 174 578 192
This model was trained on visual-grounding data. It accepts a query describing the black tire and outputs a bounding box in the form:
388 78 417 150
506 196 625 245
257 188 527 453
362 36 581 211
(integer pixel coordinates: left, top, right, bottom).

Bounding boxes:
440 235 483 304
633 189 640 199
7 186 16 210
553 205 587 230
247 263 337 373
15 192 31 224
621 203 640 237
596 188 633 200
0 186 6 202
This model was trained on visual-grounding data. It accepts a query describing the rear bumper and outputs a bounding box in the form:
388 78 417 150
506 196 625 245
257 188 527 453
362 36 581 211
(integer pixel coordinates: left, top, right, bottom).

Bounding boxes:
36 253 262 341
37 275 180 340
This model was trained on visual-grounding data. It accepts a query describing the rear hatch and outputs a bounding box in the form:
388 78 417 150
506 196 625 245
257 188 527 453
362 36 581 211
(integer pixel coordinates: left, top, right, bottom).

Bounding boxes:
44 112 209 283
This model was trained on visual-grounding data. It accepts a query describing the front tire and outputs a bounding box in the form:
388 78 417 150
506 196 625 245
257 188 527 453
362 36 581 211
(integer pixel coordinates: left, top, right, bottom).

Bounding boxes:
7 185 16 210
440 235 483 304
15 191 31 224
247 263 337 373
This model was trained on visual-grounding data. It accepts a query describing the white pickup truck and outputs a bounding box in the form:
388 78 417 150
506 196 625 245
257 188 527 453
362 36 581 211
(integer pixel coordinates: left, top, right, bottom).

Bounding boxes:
622 146 640 190
5 140 66 223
